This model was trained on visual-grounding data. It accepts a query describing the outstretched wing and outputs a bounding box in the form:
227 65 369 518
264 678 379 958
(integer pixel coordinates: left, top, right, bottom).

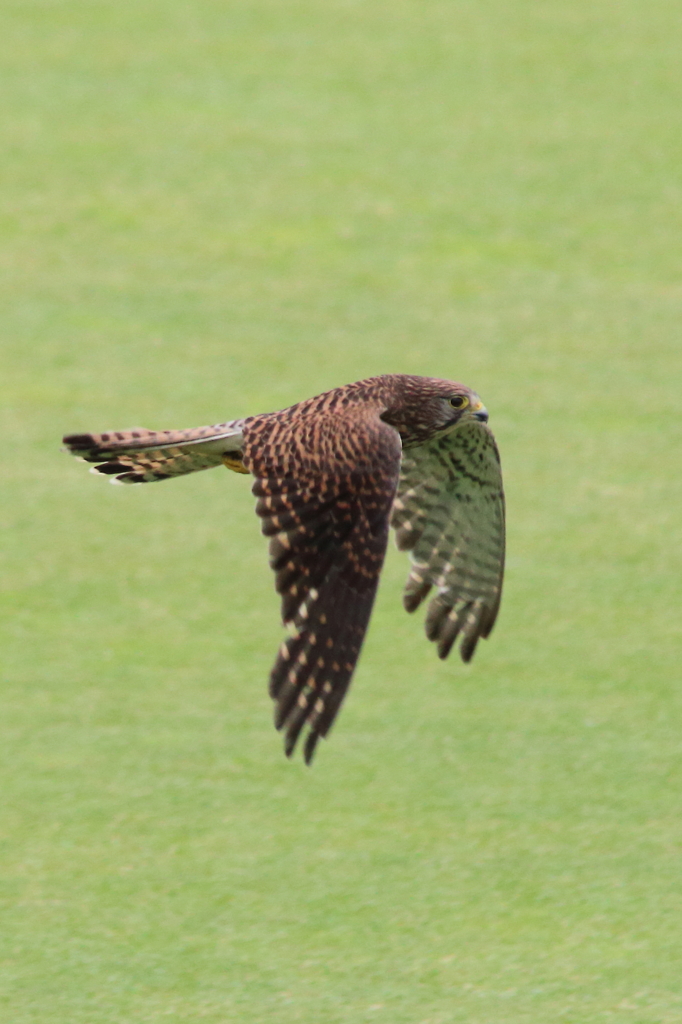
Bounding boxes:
390 420 505 662
243 412 402 764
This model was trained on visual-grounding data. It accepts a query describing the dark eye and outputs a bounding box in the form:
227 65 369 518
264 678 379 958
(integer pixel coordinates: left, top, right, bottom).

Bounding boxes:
449 395 469 409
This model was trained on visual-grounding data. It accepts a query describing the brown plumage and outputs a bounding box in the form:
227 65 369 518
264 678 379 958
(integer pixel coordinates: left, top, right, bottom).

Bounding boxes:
63 374 505 763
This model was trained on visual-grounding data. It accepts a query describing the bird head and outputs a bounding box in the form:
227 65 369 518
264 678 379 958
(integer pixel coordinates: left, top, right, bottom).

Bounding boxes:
379 375 488 449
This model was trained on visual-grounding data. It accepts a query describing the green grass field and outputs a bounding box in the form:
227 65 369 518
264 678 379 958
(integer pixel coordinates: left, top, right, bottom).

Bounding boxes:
2 1 682 1021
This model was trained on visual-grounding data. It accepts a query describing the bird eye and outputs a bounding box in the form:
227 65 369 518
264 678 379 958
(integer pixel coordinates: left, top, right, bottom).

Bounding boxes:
449 395 469 409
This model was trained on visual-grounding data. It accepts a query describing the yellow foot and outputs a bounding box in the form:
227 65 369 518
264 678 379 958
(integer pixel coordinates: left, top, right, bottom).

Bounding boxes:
222 453 250 474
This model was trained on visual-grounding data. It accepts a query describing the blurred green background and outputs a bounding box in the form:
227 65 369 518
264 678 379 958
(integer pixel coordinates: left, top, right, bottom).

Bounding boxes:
2 1 682 1021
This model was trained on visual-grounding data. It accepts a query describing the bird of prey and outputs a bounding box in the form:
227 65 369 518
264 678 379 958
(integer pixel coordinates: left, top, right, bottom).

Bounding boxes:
63 374 505 763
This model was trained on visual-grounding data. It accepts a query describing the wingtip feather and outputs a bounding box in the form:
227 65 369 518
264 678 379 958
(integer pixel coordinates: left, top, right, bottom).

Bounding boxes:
303 730 319 765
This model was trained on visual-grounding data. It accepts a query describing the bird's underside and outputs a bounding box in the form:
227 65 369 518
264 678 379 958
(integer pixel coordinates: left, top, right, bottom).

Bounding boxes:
63 374 505 763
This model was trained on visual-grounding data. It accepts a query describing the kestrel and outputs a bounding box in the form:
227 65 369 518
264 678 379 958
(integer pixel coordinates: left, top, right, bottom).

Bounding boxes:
63 374 505 763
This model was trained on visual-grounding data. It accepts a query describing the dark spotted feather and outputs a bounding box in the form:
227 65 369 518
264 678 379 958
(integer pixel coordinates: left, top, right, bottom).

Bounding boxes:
243 399 402 763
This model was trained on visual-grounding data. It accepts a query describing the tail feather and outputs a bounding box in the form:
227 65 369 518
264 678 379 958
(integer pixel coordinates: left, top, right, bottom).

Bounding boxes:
63 421 246 484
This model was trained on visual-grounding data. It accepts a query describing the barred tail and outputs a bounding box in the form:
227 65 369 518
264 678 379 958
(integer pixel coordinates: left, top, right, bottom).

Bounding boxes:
62 421 246 484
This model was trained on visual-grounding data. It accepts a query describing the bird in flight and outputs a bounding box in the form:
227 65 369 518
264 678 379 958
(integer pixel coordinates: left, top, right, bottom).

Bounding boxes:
63 374 505 763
